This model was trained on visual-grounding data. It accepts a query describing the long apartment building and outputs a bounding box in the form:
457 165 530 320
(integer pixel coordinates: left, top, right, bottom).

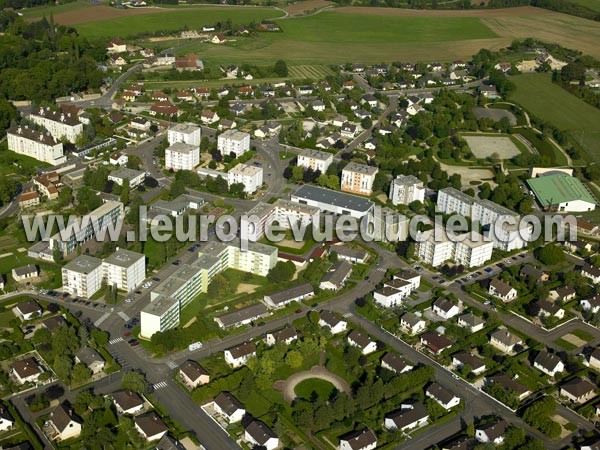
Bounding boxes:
297 148 333 173
167 123 201 147
165 142 200 171
7 126 66 166
62 249 145 298
50 201 124 257
389 175 425 205
340 162 378 196
416 226 493 268
217 129 250 158
241 200 321 242
28 107 83 143
436 187 531 251
140 241 277 338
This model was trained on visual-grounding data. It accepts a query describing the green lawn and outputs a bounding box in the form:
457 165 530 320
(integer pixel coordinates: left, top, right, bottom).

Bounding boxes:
294 378 336 401
75 8 282 38
20 0 101 19
568 0 600 12
509 73 600 163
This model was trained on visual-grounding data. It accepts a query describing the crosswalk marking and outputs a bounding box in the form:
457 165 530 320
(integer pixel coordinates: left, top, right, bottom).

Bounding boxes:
94 312 110 327
153 381 168 390
376 267 386 272
109 337 124 345
118 312 130 322
167 361 178 369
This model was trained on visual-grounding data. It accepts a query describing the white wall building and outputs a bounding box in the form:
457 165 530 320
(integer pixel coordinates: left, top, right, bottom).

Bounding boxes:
103 249 146 293
7 127 66 166
453 232 494 268
297 148 333 173
168 123 201 147
108 168 146 188
165 142 200 171
341 162 379 196
28 107 83 143
62 255 103 298
227 163 263 194
389 175 425 205
218 130 250 158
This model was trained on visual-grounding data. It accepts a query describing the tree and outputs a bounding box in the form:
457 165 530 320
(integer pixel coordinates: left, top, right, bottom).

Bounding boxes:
71 363 92 384
361 117 372 129
536 244 565 265
268 261 296 283
56 186 72 209
120 179 130 204
169 179 186 199
285 350 303 368
54 354 72 382
207 273 231 298
273 60 288 77
121 371 147 393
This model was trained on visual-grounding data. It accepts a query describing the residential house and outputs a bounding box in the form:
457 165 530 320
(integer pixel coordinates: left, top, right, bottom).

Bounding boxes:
488 279 517 302
485 372 531 401
211 34 227 44
432 298 460 320
224 342 256 368
489 329 522 353
201 110 220 125
112 389 145 415
381 353 413 374
110 152 128 166
457 312 485 333
107 38 126 53
42 315 66 332
399 312 426 335
134 412 168 442
319 261 352 291
581 294 600 313
426 383 460 410
12 265 39 282
74 347 105 374
580 264 600 284
179 360 209 389
452 351 486 376
533 350 565 377
420 332 453 355
47 403 82 441
347 330 377 355
264 284 314 309
535 299 565 320
212 392 245 423
12 300 42 321
0 405 14 432
550 286 577 302
475 419 507 445
332 245 368 264
11 358 43 384
265 327 299 346
560 378 596 403
245 420 279 450
520 265 549 283
341 122 358 139
319 311 347 335
338 428 377 450
384 403 429 431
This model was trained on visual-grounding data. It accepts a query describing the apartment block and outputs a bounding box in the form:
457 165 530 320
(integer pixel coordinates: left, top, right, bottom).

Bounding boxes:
217 129 250 158
453 232 494 268
416 227 493 268
62 255 103 298
7 127 66 166
297 148 333 173
28 107 83 143
102 249 145 292
341 162 379 196
165 142 200 171
227 163 263 194
50 201 124 257
389 175 425 205
416 228 456 267
140 241 277 337
167 124 201 147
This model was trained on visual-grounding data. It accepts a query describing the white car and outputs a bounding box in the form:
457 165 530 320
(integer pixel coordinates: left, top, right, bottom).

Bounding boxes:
125 297 132 303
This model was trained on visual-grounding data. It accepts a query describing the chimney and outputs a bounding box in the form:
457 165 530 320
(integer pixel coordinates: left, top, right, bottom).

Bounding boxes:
17 127 22 134
60 114 65 122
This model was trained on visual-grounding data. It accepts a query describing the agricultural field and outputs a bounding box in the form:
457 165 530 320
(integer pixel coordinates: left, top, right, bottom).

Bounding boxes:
567 0 600 12
288 65 335 79
509 73 600 163
20 0 103 19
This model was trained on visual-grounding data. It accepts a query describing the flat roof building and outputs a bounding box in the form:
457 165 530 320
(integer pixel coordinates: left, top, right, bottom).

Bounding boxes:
527 173 596 212
291 185 374 219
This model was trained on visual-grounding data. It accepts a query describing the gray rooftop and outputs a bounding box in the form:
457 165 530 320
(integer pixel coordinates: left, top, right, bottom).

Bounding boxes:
292 185 374 213
343 162 378 176
63 255 102 274
103 249 144 268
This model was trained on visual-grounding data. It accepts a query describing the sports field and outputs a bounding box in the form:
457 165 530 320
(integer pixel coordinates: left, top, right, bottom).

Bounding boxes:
509 73 600 163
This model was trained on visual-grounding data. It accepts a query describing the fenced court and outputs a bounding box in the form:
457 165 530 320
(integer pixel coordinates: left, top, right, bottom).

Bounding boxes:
463 135 521 159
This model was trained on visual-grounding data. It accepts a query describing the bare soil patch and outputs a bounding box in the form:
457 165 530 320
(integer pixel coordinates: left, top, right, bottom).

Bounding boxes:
463 135 520 159
562 333 587 348
236 283 260 294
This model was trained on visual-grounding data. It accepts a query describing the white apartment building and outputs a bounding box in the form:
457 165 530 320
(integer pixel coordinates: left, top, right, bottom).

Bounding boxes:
102 249 145 293
7 127 66 166
165 142 200 171
167 123 201 147
416 228 456 267
28 107 83 143
227 163 263 194
218 129 250 158
140 241 277 337
341 162 379 196
437 187 531 250
453 232 494 268
241 200 320 241
390 175 425 205
297 148 333 173
62 255 103 298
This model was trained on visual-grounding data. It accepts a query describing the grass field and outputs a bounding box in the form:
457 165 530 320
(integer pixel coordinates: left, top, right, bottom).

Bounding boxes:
294 378 336 401
567 0 600 12
75 8 281 38
509 73 600 163
20 0 102 19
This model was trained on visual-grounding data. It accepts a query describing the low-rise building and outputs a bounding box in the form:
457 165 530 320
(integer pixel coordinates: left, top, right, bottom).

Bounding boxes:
108 167 146 189
224 342 256 368
320 261 352 290
420 332 453 355
213 392 245 423
245 420 279 450
457 312 485 333
488 279 517 302
381 353 413 374
264 283 313 309
384 403 429 431
399 312 426 335
432 298 460 320
134 412 168 441
179 360 209 389
560 378 596 403
489 329 522 353
347 330 377 355
12 265 39 282
265 327 299 346
112 389 145 415
338 428 377 450
74 347 105 374
533 350 565 377
291 185 374 219
214 304 268 329
12 300 42 321
48 403 82 441
452 351 486 376
319 310 347 335
11 357 43 384
426 383 460 410
475 419 507 445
